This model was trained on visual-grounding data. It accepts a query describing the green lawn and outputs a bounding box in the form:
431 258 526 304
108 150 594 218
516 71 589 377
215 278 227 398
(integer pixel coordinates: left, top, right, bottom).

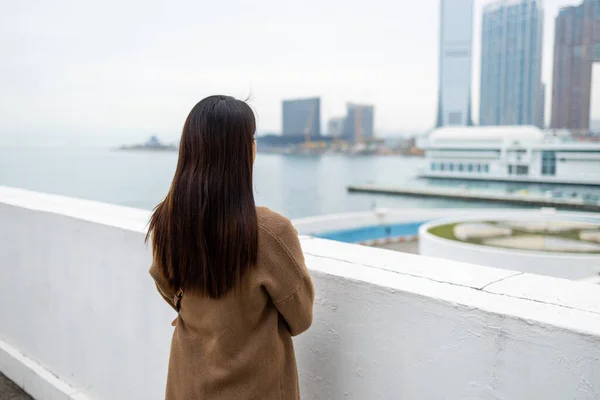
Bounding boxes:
428 221 600 254
427 222 460 241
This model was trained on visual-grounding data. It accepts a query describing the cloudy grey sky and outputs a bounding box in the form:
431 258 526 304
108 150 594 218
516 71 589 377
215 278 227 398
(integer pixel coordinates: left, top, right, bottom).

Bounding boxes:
0 0 596 145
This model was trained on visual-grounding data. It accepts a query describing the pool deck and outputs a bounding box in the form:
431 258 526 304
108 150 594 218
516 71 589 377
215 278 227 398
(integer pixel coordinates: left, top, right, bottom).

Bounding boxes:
373 240 420 254
348 184 600 211
0 373 33 400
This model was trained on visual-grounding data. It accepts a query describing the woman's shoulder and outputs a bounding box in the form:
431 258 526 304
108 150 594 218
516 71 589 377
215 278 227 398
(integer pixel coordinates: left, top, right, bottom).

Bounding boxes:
256 207 296 238
255 207 305 274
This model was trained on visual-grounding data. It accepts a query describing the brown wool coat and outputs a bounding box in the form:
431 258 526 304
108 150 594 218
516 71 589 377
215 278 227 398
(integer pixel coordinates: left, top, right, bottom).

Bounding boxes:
150 207 315 400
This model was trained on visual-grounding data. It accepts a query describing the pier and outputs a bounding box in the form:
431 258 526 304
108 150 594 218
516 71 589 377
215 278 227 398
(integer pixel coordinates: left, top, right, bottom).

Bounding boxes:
347 184 600 212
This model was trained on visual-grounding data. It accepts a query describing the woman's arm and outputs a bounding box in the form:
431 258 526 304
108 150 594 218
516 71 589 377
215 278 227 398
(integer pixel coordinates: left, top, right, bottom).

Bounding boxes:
273 273 314 336
260 218 315 336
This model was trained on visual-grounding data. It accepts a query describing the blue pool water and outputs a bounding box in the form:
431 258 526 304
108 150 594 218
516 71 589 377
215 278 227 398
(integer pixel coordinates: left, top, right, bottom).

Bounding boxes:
315 222 427 243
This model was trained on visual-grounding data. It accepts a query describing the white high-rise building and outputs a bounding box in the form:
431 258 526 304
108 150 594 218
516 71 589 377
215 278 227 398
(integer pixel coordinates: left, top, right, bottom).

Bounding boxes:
436 0 474 127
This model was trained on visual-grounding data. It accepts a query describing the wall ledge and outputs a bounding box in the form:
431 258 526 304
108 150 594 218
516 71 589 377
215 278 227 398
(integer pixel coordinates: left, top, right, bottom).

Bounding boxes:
302 237 600 337
0 339 91 400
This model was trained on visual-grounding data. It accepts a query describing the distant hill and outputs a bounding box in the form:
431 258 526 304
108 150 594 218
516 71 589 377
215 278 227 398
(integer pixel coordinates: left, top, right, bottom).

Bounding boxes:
118 136 177 151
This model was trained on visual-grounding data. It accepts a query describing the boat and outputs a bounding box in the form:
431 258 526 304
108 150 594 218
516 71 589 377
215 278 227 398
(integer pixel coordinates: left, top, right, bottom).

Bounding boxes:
419 126 600 186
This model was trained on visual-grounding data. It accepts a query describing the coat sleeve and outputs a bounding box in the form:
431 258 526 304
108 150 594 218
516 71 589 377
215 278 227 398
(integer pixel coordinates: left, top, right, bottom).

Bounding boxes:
260 219 315 336
149 261 177 312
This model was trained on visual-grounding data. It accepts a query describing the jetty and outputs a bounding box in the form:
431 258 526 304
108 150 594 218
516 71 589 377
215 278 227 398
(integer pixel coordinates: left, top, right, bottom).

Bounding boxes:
347 184 600 212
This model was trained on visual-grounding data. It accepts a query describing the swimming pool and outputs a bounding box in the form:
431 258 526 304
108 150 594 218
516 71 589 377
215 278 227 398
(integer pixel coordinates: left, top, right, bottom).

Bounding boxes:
315 221 427 243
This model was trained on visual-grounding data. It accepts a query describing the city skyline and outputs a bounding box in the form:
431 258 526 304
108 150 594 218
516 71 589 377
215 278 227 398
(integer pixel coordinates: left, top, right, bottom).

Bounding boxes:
0 0 598 146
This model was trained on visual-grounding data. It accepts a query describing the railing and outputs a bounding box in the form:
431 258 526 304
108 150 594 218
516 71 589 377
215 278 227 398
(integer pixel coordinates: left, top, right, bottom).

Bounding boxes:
1 186 599 400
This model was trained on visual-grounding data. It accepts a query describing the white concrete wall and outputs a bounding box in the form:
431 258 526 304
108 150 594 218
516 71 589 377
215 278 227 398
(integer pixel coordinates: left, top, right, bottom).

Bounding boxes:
419 217 600 280
1 186 600 400
556 158 600 181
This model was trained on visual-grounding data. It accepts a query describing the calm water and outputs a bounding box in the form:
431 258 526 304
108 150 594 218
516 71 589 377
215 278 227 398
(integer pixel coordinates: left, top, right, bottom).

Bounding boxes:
1 146 593 219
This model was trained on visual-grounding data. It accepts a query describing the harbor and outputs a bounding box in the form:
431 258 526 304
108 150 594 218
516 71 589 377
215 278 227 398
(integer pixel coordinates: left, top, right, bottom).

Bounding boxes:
347 184 600 212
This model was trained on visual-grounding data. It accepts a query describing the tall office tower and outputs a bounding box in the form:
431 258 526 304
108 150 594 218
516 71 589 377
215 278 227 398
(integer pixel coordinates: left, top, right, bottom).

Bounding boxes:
342 103 375 143
436 0 475 127
480 0 544 126
282 97 321 138
551 0 600 131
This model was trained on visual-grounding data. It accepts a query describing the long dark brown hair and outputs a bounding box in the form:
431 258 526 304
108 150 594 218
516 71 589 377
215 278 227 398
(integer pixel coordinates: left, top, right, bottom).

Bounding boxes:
147 95 258 298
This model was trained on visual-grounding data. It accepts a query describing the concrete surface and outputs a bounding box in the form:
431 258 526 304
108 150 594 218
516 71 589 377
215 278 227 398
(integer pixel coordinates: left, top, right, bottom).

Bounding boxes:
347 184 600 211
375 240 420 254
0 373 33 400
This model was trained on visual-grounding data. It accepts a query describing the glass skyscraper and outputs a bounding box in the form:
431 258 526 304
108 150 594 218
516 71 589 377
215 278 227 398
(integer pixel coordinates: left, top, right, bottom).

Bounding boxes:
479 0 544 126
436 0 474 127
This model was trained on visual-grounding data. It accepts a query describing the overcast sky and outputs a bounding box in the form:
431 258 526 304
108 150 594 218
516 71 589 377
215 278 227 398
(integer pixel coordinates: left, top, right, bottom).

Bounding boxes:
0 0 597 145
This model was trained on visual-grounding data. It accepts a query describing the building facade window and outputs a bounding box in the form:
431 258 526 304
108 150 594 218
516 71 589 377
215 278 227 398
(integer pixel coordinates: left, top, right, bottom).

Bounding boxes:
573 15 582 39
485 164 490 173
440 163 446 171
458 164 464 172
449 163 455 172
431 163 437 171
542 151 556 175
516 165 529 175
448 112 463 125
